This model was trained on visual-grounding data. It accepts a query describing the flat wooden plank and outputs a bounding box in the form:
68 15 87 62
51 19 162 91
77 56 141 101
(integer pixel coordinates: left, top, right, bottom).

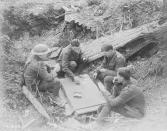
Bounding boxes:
22 86 51 120
75 105 102 115
60 74 106 114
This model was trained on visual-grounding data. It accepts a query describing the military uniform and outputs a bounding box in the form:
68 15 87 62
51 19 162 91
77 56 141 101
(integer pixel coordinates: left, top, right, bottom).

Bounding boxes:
101 50 126 71
24 60 61 96
58 44 82 81
97 84 145 122
99 45 126 92
97 68 145 123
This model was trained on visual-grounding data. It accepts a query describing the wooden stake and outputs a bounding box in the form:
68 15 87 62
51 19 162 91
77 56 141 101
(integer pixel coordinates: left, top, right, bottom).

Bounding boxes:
22 86 51 120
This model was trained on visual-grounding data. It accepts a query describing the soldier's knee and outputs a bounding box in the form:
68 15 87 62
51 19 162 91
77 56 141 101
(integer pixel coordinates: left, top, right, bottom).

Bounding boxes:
104 76 114 91
104 76 114 85
117 60 126 69
53 79 62 89
69 61 77 71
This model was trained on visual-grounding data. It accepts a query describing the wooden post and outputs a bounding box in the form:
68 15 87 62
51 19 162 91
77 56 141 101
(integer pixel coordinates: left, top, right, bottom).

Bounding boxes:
22 86 51 120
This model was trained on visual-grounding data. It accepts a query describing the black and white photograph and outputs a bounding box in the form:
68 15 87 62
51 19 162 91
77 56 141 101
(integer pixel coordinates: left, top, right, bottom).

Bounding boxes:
0 0 167 131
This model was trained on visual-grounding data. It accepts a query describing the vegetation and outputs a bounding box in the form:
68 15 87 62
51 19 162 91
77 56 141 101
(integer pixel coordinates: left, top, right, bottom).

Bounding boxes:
1 0 166 122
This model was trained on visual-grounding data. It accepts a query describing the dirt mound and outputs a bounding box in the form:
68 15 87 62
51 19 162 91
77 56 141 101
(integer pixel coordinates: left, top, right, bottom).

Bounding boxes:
2 3 65 40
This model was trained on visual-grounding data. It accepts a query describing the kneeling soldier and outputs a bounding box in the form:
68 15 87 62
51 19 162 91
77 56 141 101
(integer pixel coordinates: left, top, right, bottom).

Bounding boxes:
58 39 87 84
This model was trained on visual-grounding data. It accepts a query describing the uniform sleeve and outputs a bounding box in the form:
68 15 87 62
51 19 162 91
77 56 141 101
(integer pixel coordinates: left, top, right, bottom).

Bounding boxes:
115 55 126 70
101 57 107 68
101 53 117 70
61 49 75 81
107 87 139 107
37 62 54 82
108 54 117 70
77 48 85 63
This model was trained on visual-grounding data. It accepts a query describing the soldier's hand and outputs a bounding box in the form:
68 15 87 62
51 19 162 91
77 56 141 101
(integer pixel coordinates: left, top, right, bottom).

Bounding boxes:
108 95 115 99
99 68 106 73
102 90 111 97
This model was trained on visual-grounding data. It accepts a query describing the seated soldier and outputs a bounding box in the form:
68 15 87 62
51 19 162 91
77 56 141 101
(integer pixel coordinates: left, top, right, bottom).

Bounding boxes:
95 44 126 92
101 44 126 71
58 39 86 84
24 44 62 100
97 67 145 124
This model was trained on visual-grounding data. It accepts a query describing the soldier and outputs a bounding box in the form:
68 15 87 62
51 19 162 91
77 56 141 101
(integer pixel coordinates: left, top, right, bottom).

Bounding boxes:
24 44 62 98
94 44 126 92
58 39 87 84
101 44 126 71
97 67 145 124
